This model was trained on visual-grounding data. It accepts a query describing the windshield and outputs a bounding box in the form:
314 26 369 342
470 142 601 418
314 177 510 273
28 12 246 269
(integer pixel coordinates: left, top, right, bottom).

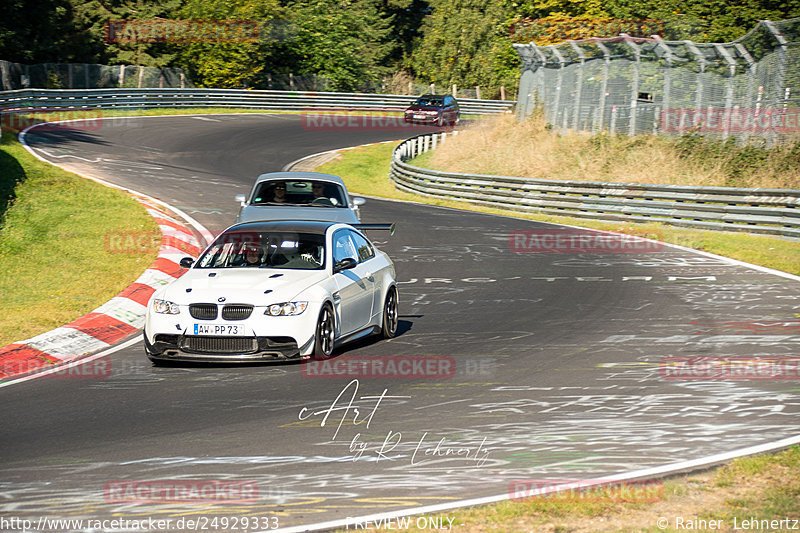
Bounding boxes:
415 96 445 106
250 180 347 207
196 231 325 270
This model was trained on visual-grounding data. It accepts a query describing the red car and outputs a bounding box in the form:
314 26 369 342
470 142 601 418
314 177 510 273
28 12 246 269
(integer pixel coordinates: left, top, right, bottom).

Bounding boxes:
403 94 460 127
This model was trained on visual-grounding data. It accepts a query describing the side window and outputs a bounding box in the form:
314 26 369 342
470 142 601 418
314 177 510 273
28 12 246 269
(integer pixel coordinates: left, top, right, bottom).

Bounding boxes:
351 231 375 262
333 231 358 263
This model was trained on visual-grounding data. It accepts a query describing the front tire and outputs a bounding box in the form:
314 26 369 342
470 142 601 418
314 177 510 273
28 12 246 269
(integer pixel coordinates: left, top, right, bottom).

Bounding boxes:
314 304 335 360
381 287 398 339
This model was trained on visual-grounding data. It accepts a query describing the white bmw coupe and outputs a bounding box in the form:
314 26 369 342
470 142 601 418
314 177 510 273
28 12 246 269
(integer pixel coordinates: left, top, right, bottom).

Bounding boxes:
144 220 398 364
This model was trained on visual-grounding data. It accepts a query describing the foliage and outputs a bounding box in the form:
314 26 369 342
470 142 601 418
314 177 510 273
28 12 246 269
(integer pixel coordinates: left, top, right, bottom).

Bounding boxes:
3 0 800 93
266 0 395 91
510 15 665 45
410 0 520 98
175 0 281 87
505 0 800 42
0 0 102 63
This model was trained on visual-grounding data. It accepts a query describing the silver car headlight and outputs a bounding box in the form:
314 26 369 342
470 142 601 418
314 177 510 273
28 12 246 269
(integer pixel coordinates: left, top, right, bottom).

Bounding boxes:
152 299 180 314
265 301 308 316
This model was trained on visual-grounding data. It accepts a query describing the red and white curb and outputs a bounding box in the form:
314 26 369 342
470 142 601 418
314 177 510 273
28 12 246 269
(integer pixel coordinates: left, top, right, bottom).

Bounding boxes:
0 127 207 379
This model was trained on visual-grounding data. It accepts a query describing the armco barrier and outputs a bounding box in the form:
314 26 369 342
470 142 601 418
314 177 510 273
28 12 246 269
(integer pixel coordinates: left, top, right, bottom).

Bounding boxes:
391 132 800 238
0 88 514 116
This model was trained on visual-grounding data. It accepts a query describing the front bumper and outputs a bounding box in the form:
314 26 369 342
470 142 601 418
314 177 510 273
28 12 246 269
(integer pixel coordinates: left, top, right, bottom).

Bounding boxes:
404 113 441 124
145 333 304 362
144 306 318 362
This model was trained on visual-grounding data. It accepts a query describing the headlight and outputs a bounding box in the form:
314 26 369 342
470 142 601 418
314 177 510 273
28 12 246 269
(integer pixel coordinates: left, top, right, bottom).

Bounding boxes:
152 299 180 314
265 301 308 316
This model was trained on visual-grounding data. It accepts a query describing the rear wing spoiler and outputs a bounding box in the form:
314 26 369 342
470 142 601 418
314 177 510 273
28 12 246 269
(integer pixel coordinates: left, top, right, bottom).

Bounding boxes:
353 223 396 236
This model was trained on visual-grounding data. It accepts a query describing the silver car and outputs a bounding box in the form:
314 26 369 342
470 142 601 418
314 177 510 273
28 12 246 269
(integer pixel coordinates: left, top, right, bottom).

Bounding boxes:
234 171 366 224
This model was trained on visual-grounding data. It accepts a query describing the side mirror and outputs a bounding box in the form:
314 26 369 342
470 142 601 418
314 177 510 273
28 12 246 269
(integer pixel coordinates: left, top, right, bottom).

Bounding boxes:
179 257 195 268
352 197 366 207
235 194 246 206
333 257 357 273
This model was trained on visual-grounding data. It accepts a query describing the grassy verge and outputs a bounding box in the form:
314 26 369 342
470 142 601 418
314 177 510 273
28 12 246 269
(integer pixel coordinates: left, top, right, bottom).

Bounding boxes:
421 114 800 189
334 446 800 532
316 141 800 276
0 131 159 347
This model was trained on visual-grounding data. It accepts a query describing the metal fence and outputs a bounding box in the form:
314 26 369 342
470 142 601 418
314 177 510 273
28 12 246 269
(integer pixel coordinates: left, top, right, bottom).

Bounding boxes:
0 61 192 91
391 132 800 238
0 88 515 115
514 18 800 145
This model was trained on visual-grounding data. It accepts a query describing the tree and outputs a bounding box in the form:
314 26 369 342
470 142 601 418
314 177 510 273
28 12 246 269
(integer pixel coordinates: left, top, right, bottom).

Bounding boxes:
410 0 519 97
176 0 283 88
0 0 102 63
268 0 395 91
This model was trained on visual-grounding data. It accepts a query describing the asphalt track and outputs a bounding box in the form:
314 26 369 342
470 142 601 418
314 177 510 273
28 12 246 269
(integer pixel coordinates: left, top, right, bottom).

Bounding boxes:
2 113 800 531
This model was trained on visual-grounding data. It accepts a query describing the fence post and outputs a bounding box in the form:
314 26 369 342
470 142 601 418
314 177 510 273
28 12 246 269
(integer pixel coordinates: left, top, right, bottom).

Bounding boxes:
476 86 481 99
593 40 611 133
430 83 435 94
452 84 457 97
715 43 738 140
568 40 586 130
119 65 125 88
684 41 707 114
734 43 757 143
548 45 566 132
622 34 640 136
763 20 788 147
653 36 674 135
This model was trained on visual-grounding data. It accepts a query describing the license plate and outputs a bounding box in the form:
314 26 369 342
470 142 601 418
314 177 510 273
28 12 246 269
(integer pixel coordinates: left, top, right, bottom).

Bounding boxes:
413 114 425 119
193 324 248 336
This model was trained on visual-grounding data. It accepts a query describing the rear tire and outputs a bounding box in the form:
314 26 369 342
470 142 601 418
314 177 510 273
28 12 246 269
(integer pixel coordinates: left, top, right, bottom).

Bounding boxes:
314 304 335 360
381 287 398 339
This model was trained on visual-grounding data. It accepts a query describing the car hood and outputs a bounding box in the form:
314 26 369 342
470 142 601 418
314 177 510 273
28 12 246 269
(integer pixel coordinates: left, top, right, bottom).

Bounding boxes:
236 205 359 224
160 268 329 305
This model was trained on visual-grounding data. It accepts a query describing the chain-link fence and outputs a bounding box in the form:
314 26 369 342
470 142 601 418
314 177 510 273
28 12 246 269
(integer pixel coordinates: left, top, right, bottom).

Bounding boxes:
0 61 192 91
514 18 800 145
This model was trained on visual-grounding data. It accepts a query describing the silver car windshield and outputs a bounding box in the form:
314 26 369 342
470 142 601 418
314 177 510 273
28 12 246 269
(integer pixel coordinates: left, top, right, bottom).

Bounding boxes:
196 231 325 270
250 180 347 208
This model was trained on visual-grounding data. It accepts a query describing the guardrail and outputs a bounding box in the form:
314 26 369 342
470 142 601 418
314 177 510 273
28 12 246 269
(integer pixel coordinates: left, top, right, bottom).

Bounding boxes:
0 88 515 116
391 132 800 238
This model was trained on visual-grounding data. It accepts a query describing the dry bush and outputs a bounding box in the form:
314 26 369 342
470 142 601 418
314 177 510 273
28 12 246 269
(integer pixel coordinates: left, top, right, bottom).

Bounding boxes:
429 114 800 189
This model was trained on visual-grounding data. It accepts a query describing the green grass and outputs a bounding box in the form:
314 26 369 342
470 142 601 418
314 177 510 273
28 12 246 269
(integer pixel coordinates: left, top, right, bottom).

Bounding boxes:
0 131 159 347
318 142 800 276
